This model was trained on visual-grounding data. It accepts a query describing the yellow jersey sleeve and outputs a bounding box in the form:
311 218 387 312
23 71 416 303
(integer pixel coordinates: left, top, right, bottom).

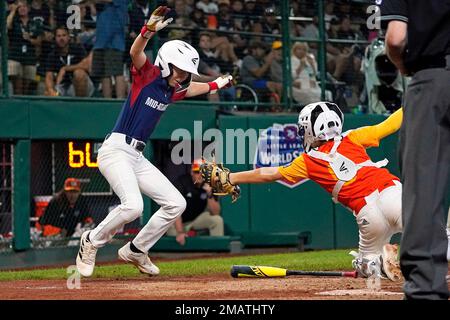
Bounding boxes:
348 108 403 148
277 154 308 183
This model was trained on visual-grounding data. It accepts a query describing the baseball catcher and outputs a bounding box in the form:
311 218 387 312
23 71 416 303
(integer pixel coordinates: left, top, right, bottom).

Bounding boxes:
202 102 406 281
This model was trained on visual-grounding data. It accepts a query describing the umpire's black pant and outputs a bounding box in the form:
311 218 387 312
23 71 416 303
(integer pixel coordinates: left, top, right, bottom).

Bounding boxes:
400 59 450 300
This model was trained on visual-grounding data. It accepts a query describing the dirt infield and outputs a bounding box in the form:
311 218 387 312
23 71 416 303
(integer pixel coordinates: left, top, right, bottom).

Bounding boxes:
0 273 411 300
1 248 449 300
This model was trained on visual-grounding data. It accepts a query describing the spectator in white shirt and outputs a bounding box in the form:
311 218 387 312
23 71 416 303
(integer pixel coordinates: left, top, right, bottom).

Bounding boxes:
291 42 321 105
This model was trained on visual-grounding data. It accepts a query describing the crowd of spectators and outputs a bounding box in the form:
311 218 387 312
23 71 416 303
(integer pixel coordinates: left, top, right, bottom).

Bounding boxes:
2 0 373 110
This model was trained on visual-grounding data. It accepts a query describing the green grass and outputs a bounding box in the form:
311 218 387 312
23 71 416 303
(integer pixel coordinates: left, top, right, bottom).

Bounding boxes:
0 249 355 281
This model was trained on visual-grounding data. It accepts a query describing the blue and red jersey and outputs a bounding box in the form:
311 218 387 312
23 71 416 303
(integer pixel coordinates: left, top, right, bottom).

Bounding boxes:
112 59 187 141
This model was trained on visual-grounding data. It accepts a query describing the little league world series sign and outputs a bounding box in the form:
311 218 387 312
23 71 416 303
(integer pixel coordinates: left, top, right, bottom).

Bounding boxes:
253 123 308 188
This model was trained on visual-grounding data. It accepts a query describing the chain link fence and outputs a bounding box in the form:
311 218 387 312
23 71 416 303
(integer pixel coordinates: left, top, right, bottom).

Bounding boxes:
0 141 13 253
0 0 403 114
29 140 141 249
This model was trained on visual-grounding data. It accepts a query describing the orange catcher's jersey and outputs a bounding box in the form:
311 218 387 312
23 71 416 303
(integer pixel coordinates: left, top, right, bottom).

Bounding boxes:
278 109 403 214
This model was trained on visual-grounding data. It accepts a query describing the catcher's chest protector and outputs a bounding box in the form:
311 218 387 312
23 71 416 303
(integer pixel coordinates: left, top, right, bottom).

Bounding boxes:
307 135 388 203
328 153 358 182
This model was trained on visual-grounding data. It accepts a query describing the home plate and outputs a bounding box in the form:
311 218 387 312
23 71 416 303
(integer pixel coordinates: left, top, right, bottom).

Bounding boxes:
317 289 403 296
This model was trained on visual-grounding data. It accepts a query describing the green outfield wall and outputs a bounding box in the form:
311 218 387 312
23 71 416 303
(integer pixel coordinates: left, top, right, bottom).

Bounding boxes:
0 98 405 253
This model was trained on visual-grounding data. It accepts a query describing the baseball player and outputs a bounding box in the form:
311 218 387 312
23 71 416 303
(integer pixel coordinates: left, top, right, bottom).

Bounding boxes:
76 6 233 277
202 102 405 281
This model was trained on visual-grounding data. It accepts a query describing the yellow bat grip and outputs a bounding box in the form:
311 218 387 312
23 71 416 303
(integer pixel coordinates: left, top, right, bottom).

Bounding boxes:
231 265 287 278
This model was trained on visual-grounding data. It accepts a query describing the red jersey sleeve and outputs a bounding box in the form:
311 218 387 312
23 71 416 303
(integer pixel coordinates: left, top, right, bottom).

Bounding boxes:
130 58 160 85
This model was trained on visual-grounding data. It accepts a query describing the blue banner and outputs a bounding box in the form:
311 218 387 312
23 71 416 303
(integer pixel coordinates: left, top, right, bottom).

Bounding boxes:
253 123 308 188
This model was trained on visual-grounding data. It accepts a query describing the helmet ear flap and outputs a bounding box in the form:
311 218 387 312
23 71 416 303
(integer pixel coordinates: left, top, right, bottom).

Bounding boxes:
165 63 174 79
297 123 310 152
297 124 304 137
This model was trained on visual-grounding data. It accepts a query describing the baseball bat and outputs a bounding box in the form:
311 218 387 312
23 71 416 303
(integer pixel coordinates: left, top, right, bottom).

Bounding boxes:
230 265 357 278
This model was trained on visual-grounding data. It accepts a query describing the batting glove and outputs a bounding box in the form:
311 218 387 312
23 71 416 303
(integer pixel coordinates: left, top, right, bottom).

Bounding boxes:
208 75 233 94
141 6 173 39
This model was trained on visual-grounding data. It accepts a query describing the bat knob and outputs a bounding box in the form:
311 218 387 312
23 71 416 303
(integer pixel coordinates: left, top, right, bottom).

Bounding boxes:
343 271 358 278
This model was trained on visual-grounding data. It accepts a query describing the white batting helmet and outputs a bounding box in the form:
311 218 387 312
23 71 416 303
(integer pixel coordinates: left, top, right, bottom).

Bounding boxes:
154 40 200 78
297 101 344 152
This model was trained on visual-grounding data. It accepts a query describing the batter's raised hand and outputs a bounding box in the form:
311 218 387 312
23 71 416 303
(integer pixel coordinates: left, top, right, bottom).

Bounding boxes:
146 6 173 32
140 6 173 39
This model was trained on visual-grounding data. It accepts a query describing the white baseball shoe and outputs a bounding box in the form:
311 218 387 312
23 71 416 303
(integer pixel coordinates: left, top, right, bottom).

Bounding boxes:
381 243 402 282
76 231 98 277
118 242 160 276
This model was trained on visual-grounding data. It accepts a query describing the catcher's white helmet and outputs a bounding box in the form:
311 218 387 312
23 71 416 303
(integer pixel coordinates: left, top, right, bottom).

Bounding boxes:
297 101 344 152
154 40 200 77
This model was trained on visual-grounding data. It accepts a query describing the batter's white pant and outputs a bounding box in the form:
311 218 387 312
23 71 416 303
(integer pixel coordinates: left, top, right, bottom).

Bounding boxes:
355 180 403 260
89 133 186 252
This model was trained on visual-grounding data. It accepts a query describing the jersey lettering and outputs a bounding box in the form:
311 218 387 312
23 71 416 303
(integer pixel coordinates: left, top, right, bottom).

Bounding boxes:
144 97 168 111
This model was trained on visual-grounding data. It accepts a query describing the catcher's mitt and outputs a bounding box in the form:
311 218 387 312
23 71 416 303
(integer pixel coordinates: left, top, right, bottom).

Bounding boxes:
200 160 241 203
